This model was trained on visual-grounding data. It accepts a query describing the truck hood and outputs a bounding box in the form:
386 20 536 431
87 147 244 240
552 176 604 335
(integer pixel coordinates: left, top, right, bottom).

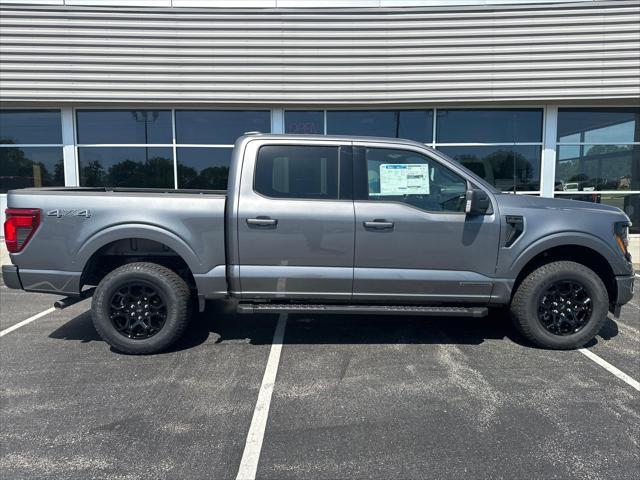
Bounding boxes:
495 193 628 219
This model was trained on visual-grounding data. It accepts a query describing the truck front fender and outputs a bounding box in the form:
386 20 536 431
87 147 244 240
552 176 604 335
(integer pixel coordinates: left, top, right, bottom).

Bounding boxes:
504 231 629 278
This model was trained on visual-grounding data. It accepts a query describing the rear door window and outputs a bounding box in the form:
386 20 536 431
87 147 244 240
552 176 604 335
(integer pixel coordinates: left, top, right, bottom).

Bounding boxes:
254 145 342 200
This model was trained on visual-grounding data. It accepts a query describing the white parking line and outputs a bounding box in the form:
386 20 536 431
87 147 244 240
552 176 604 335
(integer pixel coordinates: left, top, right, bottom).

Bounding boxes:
579 348 640 392
0 307 56 337
236 313 288 480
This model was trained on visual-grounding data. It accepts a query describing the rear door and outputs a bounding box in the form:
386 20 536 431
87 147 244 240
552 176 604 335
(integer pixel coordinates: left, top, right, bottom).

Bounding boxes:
236 140 354 300
352 143 501 303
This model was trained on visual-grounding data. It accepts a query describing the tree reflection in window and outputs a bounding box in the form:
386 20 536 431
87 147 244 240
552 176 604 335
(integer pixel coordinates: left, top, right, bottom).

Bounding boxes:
0 145 64 192
178 164 229 190
437 145 541 192
176 147 232 190
555 145 637 192
78 147 174 188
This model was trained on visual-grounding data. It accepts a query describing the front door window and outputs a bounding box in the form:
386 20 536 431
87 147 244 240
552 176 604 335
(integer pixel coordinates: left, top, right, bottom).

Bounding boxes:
360 147 468 213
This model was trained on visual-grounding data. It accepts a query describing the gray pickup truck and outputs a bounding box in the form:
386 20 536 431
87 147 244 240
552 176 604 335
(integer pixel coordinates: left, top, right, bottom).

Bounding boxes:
2 134 635 354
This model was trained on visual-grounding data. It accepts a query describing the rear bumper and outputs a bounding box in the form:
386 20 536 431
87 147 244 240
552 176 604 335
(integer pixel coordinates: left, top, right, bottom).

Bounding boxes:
1 265 80 296
2 264 22 290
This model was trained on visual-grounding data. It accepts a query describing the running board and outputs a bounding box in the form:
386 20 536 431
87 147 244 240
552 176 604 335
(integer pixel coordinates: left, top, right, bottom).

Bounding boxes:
237 303 488 317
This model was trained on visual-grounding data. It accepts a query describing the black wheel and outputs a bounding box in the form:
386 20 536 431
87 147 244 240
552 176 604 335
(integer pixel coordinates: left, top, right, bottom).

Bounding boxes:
91 262 191 354
510 261 609 350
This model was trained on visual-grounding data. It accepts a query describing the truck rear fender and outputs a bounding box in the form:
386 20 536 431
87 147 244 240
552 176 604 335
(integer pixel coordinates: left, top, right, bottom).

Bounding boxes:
76 224 203 290
77 224 202 272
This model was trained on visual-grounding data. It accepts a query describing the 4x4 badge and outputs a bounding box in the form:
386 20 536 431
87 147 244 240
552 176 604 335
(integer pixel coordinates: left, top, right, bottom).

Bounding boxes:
46 209 91 219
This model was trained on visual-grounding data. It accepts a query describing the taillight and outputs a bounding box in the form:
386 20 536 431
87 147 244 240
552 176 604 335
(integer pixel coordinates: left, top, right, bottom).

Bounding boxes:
4 208 40 253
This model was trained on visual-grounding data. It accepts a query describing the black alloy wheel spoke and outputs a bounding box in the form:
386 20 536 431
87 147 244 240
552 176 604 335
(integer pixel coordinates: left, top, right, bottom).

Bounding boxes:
108 282 167 340
537 280 593 336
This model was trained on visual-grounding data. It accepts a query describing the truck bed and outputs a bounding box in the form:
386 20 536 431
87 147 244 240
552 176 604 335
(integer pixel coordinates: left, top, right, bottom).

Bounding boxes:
5 187 228 297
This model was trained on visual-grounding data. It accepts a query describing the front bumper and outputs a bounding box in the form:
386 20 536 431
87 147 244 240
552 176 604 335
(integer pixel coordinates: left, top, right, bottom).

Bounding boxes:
611 273 635 317
2 264 22 290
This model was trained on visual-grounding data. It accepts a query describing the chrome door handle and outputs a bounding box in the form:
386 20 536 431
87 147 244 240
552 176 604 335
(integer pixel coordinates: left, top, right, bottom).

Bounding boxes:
246 217 277 227
363 220 394 229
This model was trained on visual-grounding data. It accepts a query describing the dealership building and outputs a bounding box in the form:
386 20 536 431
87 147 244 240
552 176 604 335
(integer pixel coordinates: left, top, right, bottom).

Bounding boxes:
0 0 639 254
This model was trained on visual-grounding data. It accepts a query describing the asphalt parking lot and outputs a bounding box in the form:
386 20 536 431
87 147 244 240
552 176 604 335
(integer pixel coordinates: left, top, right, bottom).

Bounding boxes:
1 278 639 480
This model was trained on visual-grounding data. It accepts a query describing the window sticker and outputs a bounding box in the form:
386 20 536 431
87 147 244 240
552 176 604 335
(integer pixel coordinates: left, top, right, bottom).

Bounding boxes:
376 163 430 196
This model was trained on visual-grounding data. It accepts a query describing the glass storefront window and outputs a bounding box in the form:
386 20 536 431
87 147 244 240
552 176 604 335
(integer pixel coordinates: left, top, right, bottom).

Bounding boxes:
437 145 541 192
78 147 174 188
176 148 232 190
556 193 639 234
0 147 64 193
1 110 64 193
327 110 433 143
0 110 62 145
175 110 271 144
555 144 639 192
556 108 640 197
285 111 324 135
76 110 172 145
3 107 637 211
436 109 543 143
557 108 640 144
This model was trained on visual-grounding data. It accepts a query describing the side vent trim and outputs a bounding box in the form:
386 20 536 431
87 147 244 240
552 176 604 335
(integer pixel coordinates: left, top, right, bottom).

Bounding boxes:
505 216 525 248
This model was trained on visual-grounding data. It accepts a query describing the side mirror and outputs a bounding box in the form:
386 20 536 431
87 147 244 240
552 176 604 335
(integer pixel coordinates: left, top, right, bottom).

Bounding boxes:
465 188 491 215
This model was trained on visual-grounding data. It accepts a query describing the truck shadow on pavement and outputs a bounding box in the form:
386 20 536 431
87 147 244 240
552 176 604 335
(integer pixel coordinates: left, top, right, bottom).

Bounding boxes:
48 302 620 354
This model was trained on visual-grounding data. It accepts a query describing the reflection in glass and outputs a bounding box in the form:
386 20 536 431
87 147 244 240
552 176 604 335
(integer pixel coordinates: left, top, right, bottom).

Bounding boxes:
437 145 541 192
285 111 324 134
175 111 271 145
0 110 62 144
436 109 543 143
555 144 639 192
76 110 172 144
177 148 231 190
78 147 174 188
556 193 640 234
0 147 64 193
557 108 640 144
327 110 433 142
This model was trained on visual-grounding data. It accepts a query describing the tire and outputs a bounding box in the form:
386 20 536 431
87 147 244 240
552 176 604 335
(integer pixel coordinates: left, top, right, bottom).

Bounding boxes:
510 260 609 350
91 262 191 354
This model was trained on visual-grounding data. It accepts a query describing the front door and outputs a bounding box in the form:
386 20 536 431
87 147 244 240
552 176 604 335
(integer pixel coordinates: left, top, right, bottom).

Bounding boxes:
237 142 354 300
352 144 501 303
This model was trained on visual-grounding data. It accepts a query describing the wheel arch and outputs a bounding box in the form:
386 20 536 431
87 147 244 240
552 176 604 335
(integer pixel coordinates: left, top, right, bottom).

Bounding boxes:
511 242 618 306
77 225 201 291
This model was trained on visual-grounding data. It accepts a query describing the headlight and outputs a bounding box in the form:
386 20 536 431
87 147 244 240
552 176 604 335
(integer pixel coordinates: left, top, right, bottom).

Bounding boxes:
614 221 632 262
